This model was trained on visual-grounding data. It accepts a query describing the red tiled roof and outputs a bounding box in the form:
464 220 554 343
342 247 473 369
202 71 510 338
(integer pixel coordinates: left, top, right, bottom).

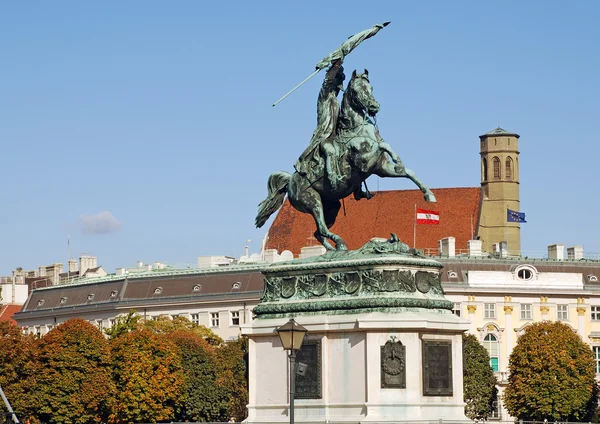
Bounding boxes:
0 304 22 325
266 187 481 256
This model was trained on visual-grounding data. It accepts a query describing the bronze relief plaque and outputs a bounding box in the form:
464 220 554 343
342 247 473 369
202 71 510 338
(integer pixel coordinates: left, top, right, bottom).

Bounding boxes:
422 340 453 396
381 339 406 388
295 339 322 399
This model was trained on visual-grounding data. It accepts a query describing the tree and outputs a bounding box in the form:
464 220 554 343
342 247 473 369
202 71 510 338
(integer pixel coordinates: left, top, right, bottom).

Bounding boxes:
214 338 249 422
109 328 185 423
104 310 141 339
168 330 230 422
33 318 116 424
504 321 598 421
0 321 38 423
141 315 224 346
462 333 498 420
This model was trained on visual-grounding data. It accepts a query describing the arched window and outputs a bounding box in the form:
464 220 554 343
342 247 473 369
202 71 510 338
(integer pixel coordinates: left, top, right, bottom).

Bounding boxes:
493 157 501 180
482 158 488 181
505 157 513 181
484 334 499 371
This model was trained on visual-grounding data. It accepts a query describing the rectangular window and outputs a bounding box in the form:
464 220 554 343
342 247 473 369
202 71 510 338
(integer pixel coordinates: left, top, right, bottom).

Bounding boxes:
451 303 461 317
210 312 220 328
594 346 600 374
231 311 240 326
96 320 103 331
490 357 499 372
109 319 115 328
520 303 532 320
557 304 569 321
191 313 199 325
592 306 600 321
484 303 496 319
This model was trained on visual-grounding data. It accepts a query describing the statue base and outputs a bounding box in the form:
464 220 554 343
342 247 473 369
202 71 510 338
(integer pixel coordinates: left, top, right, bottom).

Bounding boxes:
243 239 469 423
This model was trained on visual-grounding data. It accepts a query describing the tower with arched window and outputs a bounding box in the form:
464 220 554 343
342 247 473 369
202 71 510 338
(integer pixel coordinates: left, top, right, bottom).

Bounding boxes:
477 127 521 254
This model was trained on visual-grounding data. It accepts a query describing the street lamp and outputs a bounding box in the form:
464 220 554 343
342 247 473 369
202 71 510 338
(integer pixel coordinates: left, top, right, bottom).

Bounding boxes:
276 318 308 424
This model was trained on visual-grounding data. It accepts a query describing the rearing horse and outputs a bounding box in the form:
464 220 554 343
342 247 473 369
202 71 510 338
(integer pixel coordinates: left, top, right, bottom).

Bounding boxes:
256 69 436 251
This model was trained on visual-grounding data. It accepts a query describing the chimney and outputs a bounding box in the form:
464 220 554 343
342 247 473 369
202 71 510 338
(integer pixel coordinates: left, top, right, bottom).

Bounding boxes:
263 249 278 263
499 241 508 258
39 266 47 277
145 264 152 271
468 240 482 256
548 244 565 260
137 261 143 269
68 258 79 273
438 237 456 257
80 255 97 275
115 268 126 276
567 246 584 260
299 245 326 259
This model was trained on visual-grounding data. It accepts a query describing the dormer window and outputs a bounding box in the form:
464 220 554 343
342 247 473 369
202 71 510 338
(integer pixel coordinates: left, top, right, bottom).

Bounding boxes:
447 271 458 279
110 290 118 298
87 294 95 301
60 297 67 304
232 282 241 289
514 265 537 282
589 275 598 282
193 285 201 292
154 287 163 294
37 299 45 307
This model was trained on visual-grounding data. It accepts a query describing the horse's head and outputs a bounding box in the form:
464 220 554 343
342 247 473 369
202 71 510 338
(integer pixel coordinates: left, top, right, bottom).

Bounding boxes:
344 69 380 117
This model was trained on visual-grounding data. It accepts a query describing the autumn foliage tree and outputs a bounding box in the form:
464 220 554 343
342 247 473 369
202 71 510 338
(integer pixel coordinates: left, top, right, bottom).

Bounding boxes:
0 321 38 423
32 318 116 424
504 321 598 421
109 328 185 423
462 333 498 420
215 337 249 421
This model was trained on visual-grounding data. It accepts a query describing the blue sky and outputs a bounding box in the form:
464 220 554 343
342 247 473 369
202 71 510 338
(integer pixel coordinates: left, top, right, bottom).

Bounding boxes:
1 1 599 274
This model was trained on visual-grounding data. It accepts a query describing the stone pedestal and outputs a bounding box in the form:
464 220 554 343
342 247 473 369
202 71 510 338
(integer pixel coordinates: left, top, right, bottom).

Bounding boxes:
243 239 469 423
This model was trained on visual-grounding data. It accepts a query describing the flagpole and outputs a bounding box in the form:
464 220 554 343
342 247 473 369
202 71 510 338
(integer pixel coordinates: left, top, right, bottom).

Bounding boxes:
413 204 417 249
67 234 70 282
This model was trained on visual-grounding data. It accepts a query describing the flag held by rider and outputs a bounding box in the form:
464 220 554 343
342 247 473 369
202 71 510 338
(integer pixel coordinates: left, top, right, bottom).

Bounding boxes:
272 22 391 107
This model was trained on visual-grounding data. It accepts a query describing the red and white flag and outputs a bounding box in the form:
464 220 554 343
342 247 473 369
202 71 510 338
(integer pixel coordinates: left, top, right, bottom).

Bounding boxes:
416 208 440 225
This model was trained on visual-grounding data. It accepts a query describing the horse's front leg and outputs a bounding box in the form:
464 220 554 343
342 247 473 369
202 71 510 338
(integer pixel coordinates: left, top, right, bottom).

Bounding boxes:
374 159 437 203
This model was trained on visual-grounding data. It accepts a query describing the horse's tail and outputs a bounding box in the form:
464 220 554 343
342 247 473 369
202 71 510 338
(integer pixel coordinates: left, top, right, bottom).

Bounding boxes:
255 171 291 228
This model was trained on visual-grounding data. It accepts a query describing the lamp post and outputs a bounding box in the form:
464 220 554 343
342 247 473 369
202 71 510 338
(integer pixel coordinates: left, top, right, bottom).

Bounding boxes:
276 319 308 424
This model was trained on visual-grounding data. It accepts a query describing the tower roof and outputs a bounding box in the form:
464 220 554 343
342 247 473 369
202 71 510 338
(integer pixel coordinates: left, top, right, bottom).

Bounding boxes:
479 127 520 139
266 187 481 256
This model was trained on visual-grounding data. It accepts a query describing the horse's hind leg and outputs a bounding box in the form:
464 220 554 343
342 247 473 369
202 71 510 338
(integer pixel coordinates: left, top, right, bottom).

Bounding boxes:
296 187 347 251
374 159 437 202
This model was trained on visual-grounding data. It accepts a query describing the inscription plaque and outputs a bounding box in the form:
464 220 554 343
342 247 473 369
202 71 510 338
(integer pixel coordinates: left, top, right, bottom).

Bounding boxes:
295 339 322 399
422 340 453 396
381 339 406 388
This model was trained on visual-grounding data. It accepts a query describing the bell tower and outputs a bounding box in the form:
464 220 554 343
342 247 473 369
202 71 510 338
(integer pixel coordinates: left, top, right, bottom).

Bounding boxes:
477 127 521 254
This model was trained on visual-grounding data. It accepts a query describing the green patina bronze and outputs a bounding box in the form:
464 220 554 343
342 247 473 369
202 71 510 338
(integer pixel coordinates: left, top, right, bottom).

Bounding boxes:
255 22 437 251
254 235 451 319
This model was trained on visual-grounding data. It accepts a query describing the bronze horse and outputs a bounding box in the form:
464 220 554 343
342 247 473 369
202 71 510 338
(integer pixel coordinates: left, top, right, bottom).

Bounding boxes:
256 69 436 251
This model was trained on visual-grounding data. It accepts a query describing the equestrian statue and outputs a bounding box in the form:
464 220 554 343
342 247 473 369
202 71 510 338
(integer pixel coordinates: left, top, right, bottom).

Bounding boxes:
256 22 436 251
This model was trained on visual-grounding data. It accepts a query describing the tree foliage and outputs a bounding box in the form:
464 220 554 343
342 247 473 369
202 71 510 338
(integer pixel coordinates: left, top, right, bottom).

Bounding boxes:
168 330 230 422
214 338 249 422
141 315 224 346
109 328 185 423
0 321 38 423
504 321 598 421
462 333 498 420
33 318 116 424
103 310 141 340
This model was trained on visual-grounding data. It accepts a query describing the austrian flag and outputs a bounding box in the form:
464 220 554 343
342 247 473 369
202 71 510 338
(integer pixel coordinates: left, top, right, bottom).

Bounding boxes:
416 208 440 225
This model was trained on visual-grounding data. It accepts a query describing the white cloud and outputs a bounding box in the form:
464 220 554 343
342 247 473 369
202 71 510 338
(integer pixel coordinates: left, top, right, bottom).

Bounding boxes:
79 211 121 235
